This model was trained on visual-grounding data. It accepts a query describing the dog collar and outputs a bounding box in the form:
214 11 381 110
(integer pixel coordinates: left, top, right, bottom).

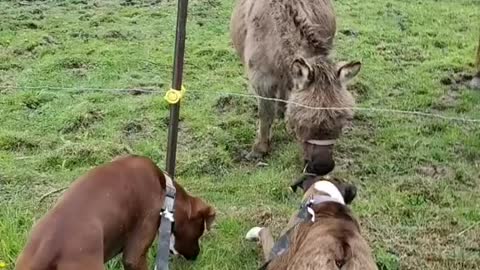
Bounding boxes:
155 173 176 270
306 139 336 146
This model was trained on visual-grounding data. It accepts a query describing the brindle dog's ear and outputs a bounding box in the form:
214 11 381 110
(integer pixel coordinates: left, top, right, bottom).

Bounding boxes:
342 183 357 204
291 57 314 89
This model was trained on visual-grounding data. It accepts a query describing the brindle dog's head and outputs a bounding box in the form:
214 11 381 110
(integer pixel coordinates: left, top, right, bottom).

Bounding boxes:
290 174 357 205
171 196 216 260
286 56 361 176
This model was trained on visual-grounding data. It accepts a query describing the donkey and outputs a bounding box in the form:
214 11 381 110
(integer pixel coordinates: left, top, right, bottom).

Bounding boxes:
230 0 361 175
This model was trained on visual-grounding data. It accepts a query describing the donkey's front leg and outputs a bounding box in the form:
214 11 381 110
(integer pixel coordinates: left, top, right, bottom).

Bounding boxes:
247 98 275 160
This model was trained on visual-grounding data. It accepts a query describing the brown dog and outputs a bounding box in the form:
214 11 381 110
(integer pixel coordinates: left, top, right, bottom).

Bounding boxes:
246 175 377 270
15 155 215 270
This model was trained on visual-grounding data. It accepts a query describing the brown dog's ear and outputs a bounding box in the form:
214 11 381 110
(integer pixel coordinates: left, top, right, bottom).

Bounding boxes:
191 197 216 231
203 206 216 231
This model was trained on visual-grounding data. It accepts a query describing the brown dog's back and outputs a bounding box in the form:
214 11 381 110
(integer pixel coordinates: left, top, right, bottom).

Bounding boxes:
16 155 165 270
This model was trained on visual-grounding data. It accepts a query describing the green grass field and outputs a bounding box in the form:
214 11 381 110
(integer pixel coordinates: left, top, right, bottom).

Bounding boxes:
1 0 479 269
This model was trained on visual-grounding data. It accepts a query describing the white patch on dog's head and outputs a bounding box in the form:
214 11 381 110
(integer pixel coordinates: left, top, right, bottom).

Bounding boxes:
313 180 345 205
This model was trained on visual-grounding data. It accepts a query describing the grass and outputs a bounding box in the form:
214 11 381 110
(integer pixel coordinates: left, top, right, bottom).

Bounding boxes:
0 0 479 269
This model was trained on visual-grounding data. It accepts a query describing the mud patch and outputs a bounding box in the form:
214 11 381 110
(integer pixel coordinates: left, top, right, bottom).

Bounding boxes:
416 165 454 180
440 71 473 91
20 92 54 110
349 81 369 102
432 91 460 110
120 0 162 7
339 29 359 37
100 30 134 41
251 210 273 227
178 149 231 176
0 134 40 151
214 95 256 115
470 73 480 90
61 109 104 134
377 43 427 64
123 122 143 137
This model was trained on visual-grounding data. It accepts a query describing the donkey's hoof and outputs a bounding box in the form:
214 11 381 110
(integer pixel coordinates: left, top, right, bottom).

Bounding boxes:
246 227 264 241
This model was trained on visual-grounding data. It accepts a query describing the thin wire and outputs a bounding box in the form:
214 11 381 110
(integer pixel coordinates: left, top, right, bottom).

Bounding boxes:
187 89 480 124
0 85 162 94
2 84 480 123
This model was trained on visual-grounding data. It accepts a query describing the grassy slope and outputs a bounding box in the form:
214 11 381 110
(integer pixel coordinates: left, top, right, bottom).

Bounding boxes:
1 0 479 269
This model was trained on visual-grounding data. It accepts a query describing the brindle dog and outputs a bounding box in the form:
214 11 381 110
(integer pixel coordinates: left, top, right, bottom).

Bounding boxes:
231 0 361 175
246 176 377 270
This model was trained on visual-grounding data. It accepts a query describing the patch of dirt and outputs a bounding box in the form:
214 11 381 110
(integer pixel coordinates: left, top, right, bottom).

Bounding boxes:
120 0 162 7
59 56 92 70
432 91 460 110
335 157 355 172
61 109 104 134
470 73 480 90
214 95 256 115
101 30 128 41
349 81 369 102
416 165 454 180
440 71 473 90
376 43 427 64
123 122 143 137
21 92 53 110
0 134 40 151
251 210 273 227
339 29 359 37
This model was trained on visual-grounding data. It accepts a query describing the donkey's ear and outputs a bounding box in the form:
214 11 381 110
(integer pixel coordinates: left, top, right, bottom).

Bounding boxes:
337 61 361 84
291 57 313 89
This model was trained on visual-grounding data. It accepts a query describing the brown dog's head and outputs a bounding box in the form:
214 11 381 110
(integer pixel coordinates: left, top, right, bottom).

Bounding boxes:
171 195 215 260
290 174 357 205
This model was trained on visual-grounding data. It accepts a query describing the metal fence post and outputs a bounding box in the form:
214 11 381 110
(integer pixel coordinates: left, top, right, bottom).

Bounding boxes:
156 0 189 269
165 0 189 177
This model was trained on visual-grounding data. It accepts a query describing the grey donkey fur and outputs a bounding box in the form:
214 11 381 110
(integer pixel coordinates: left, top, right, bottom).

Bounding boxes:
230 0 362 172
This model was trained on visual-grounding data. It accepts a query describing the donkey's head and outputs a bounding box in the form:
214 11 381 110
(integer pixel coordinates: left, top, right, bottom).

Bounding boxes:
286 56 361 175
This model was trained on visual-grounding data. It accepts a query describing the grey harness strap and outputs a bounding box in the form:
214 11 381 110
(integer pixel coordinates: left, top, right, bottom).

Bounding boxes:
259 195 341 270
155 174 176 270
